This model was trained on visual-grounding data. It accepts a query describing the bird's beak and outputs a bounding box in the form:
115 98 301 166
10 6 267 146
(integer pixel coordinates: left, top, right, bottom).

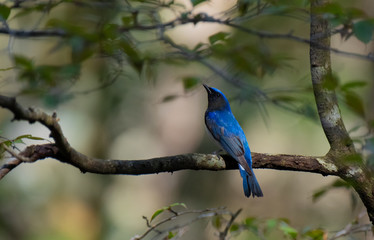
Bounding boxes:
203 84 211 94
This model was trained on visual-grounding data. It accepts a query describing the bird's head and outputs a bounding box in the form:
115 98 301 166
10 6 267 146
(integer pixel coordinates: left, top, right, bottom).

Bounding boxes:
203 84 231 111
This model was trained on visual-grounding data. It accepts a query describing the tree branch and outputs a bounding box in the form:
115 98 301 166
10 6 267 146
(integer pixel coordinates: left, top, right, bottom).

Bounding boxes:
219 208 242 240
0 158 21 180
0 13 373 62
309 0 356 155
0 28 66 37
309 0 374 225
0 143 59 180
0 94 338 180
19 143 334 176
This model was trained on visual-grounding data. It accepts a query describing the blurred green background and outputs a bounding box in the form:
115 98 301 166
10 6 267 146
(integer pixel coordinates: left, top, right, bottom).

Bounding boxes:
0 0 373 239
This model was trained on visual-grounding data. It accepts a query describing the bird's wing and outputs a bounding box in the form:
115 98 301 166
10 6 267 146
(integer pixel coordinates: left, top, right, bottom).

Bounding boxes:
205 118 252 174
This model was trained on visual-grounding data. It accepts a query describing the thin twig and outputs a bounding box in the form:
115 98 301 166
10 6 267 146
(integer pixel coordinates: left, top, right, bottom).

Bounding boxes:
0 13 372 62
329 224 372 240
2 144 34 162
134 207 228 240
0 158 22 180
219 208 242 240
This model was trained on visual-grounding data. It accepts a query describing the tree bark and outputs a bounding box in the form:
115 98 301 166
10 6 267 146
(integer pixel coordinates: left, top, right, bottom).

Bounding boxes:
0 0 373 226
310 0 374 224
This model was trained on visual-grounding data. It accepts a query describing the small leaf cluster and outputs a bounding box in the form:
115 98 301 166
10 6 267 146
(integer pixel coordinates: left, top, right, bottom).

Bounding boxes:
0 133 45 159
136 203 331 240
316 2 374 44
322 73 367 118
313 179 359 210
212 215 326 240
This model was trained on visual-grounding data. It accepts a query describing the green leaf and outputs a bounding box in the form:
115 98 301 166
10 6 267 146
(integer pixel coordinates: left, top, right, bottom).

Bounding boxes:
122 16 134 27
150 208 165 222
353 20 374 44
169 202 187 208
190 0 208 7
244 217 257 227
331 179 351 188
182 76 200 91
162 95 178 103
14 55 34 70
340 81 367 91
266 219 278 232
0 4 11 20
209 32 230 45
118 39 142 73
150 203 186 222
12 134 45 144
312 189 327 202
211 216 222 229
279 221 298 240
303 228 325 240
1 140 12 149
15 134 45 141
342 90 365 117
244 217 258 232
230 223 240 232
13 139 25 144
167 231 175 239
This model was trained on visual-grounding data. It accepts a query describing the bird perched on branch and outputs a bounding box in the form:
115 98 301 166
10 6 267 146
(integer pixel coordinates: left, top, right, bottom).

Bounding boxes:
203 84 263 198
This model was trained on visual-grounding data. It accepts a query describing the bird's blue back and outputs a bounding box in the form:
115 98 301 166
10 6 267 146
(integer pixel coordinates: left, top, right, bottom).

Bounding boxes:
205 110 252 162
203 84 263 198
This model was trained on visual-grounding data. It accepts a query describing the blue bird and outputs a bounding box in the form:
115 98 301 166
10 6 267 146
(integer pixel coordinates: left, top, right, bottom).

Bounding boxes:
203 84 263 198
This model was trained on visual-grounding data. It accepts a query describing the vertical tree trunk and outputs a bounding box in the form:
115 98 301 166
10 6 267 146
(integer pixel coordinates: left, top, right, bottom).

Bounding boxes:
310 0 374 224
309 0 355 156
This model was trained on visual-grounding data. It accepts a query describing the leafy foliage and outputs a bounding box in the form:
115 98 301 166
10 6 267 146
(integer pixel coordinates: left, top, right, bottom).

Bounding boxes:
136 204 372 240
1 0 373 238
0 134 46 158
182 76 201 92
315 1 374 43
150 202 187 222
0 4 10 20
3 0 371 115
353 20 374 44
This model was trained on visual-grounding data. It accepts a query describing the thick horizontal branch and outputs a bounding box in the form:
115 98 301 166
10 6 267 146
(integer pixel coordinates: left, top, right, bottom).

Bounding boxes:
0 94 341 180
8 143 336 177
0 95 339 177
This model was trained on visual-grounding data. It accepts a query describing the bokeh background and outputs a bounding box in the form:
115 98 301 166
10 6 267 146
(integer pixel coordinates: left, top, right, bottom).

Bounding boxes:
0 0 373 239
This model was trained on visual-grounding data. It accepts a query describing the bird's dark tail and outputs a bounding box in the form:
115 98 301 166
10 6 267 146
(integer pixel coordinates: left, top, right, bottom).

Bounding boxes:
239 166 263 198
